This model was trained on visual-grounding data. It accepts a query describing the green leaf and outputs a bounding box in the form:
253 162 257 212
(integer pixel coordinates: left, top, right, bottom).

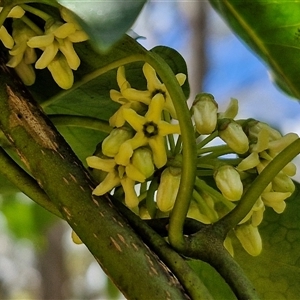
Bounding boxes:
57 0 147 51
233 182 300 299
209 0 300 99
188 260 236 300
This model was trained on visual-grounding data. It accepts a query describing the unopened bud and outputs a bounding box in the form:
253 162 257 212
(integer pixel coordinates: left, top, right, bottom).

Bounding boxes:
71 230 83 244
156 167 181 212
214 165 243 201
102 127 133 157
47 54 74 89
218 119 249 154
131 147 154 179
192 93 218 135
235 223 262 256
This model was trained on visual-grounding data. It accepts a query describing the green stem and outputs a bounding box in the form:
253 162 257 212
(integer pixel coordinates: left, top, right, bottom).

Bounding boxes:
144 52 197 251
197 131 218 150
0 146 62 218
20 14 44 35
217 138 300 233
41 54 147 109
49 114 112 134
0 4 12 28
197 144 233 156
20 4 52 21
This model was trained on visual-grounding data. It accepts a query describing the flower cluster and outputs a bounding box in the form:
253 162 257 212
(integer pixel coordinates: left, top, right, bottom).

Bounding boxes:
87 63 185 209
0 5 88 89
86 64 298 257
191 93 298 256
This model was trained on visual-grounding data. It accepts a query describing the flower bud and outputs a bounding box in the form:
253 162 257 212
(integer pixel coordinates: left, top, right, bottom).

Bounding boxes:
156 167 181 212
235 223 262 256
102 127 133 157
131 147 154 179
218 119 249 154
71 230 83 244
192 93 218 135
47 54 74 89
214 165 243 201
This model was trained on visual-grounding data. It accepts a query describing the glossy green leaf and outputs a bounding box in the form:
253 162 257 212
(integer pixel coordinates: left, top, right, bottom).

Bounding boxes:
209 0 300 99
232 182 300 299
57 0 147 51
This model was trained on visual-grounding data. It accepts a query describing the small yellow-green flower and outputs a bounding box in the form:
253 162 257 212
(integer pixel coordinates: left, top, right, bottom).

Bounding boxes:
214 165 243 201
115 93 180 168
86 155 146 208
110 63 186 119
6 20 37 85
235 223 262 256
0 6 25 49
156 167 181 212
192 93 218 135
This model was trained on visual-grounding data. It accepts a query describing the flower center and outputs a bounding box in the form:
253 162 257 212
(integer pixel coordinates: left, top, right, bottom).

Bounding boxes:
152 89 166 99
143 121 158 138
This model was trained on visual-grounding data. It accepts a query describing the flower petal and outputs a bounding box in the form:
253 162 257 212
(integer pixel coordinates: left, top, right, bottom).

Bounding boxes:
93 172 120 195
143 63 162 91
86 156 116 172
146 93 165 123
123 108 144 131
121 177 139 208
148 136 167 168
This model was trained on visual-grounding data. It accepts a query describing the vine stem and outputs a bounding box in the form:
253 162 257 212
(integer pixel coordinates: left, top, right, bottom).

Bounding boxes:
0 4 12 28
144 52 197 251
217 138 300 233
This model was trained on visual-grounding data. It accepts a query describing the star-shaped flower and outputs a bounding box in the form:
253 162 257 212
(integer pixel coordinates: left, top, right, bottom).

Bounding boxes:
86 156 147 208
110 63 186 119
27 16 88 71
115 93 180 168
0 6 25 49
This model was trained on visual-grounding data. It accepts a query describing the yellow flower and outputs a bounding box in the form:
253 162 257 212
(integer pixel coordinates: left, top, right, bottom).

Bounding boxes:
115 93 180 168
6 20 37 85
235 223 262 256
0 6 25 49
110 63 186 118
86 155 147 208
27 16 88 71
